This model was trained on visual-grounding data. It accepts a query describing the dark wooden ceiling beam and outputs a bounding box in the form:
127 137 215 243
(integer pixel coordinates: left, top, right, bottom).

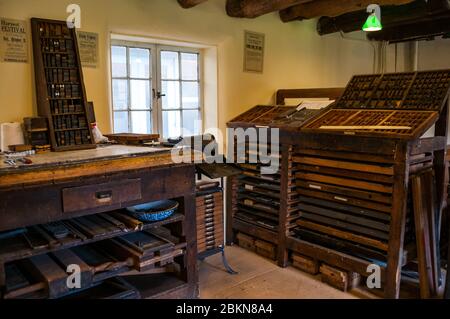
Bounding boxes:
280 0 415 22
226 0 311 18
177 0 208 9
317 0 450 35
366 16 450 42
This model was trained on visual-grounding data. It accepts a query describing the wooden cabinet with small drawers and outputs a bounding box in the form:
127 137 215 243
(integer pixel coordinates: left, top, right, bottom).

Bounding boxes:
196 185 224 255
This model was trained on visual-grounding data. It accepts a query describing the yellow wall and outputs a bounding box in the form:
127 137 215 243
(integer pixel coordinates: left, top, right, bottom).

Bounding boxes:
418 40 450 71
0 0 449 136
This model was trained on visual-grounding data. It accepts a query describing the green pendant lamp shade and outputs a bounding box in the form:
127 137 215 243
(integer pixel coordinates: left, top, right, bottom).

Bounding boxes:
363 14 383 32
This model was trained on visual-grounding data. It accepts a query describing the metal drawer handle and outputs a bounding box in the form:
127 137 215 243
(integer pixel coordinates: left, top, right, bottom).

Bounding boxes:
95 190 113 203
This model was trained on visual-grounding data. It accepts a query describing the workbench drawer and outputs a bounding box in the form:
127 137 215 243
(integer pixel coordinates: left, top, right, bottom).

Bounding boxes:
0 165 194 232
62 179 142 213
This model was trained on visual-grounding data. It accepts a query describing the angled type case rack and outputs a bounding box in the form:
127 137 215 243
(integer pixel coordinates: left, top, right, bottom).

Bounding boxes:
226 88 344 266
292 70 450 299
303 70 450 139
31 18 95 151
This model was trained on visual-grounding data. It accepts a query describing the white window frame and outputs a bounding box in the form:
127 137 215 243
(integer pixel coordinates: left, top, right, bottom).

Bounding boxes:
110 41 157 134
157 45 203 139
110 40 203 138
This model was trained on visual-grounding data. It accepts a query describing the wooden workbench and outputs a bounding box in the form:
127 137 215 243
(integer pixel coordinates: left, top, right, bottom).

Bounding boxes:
0 145 198 299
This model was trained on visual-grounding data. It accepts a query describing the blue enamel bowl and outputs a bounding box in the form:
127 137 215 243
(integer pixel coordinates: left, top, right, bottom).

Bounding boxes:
126 200 179 222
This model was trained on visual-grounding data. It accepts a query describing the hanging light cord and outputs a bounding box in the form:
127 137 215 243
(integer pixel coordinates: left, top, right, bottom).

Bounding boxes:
394 43 398 72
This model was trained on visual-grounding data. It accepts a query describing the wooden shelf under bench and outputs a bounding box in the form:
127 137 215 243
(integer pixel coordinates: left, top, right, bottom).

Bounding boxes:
0 212 185 265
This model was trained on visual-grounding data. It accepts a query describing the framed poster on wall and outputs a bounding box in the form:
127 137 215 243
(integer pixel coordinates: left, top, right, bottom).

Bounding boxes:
77 31 99 68
0 17 29 63
244 30 265 73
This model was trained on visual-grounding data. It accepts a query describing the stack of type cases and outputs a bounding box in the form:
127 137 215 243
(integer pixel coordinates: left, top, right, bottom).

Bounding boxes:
292 146 411 263
227 105 325 262
0 210 188 300
23 117 49 147
196 183 224 254
289 70 450 298
31 18 95 151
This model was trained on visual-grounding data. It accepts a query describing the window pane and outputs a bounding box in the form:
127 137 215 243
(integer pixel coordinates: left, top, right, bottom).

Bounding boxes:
162 81 180 110
114 112 128 133
130 48 150 79
130 80 150 109
111 46 127 78
161 51 179 80
112 79 128 110
182 82 199 109
181 53 198 80
131 111 151 134
183 110 201 136
162 111 181 138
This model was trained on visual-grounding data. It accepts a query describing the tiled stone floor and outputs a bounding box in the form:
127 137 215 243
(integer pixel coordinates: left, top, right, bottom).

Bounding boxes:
198 246 377 299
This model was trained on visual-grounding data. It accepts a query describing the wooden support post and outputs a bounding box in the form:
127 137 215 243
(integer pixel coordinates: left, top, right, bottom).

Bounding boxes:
277 144 290 268
279 0 414 23
384 144 409 299
317 0 450 35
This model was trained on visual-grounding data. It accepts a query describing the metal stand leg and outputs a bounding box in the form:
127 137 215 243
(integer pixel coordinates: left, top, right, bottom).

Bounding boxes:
221 246 238 275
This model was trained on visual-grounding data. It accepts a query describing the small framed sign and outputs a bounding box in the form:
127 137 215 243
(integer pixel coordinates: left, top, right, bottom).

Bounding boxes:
77 31 99 68
0 18 29 63
244 30 265 73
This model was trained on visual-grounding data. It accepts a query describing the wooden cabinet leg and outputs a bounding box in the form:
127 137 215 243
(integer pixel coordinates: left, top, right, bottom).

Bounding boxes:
226 176 236 246
433 100 449 294
385 157 409 299
277 248 289 268
183 194 198 298
411 174 435 298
